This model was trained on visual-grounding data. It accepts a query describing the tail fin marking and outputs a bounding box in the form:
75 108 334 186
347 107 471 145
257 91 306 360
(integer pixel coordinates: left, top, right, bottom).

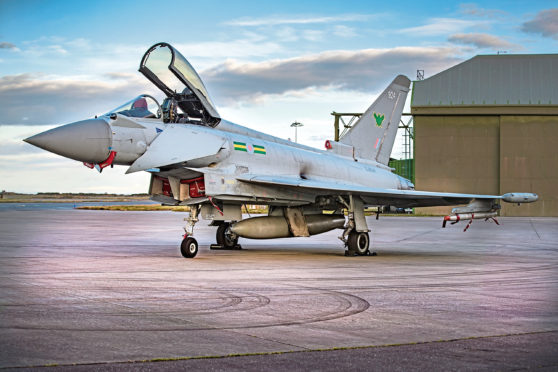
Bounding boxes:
339 75 411 165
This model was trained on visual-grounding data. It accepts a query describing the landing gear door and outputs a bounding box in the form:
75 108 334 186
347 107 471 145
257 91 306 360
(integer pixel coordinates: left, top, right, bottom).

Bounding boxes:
139 42 220 126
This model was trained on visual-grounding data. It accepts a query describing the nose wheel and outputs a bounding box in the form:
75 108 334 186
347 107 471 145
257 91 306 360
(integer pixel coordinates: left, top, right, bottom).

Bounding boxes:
180 205 200 258
180 236 199 258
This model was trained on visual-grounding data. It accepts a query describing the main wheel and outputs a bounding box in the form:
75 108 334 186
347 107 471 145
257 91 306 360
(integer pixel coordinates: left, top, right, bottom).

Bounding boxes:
180 237 198 258
347 231 370 256
216 222 239 248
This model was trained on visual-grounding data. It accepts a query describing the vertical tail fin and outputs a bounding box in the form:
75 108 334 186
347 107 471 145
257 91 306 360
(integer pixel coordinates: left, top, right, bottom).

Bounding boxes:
339 75 410 165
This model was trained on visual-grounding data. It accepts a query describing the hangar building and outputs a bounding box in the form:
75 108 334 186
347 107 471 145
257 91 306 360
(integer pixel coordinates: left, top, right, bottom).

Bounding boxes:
411 54 558 216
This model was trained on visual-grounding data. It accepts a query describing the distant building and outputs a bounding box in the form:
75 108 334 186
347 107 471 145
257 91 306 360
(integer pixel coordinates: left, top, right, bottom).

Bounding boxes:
411 54 558 216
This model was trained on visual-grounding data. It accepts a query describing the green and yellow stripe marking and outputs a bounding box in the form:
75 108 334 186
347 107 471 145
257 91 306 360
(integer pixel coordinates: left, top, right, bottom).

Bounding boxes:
253 144 266 155
233 141 266 155
233 141 247 152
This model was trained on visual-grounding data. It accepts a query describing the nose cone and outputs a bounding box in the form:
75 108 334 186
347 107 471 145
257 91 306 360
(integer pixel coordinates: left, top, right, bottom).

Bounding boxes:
24 119 112 164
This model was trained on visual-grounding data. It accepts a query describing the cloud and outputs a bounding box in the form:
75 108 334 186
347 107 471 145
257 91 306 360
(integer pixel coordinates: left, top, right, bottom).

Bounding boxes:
0 73 155 125
1 45 464 125
459 3 507 18
19 37 76 57
174 39 283 61
448 33 521 50
521 8 558 40
399 18 482 36
0 42 17 50
333 25 357 38
224 14 371 27
202 46 462 104
0 35 284 125
274 27 299 42
302 30 324 42
0 137 45 156
104 72 139 80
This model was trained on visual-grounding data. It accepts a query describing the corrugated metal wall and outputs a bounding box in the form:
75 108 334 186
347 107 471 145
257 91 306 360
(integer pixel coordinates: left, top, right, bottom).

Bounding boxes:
413 115 557 216
414 116 500 216
412 55 558 107
499 116 558 216
412 54 558 217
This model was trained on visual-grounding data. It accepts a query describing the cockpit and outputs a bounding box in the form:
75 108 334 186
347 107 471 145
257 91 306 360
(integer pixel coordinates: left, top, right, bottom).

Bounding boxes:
104 43 220 127
105 94 162 119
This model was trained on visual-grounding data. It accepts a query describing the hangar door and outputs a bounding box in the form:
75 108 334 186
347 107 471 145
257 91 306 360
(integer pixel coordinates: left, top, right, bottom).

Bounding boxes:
500 116 558 216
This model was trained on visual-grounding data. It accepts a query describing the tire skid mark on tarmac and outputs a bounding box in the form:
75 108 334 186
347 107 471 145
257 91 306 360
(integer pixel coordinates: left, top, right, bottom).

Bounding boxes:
2 264 556 310
1 290 370 332
2 254 554 332
4 276 555 304
3 275 556 300
1 291 272 316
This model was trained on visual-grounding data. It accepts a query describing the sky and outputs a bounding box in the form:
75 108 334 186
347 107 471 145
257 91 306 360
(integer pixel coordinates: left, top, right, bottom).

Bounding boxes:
0 0 556 193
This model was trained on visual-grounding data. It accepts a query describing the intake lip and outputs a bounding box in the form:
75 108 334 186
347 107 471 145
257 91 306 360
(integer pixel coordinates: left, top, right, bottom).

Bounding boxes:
24 118 112 164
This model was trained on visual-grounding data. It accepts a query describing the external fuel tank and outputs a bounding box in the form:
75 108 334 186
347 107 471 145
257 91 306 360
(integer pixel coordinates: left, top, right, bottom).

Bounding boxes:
230 214 345 239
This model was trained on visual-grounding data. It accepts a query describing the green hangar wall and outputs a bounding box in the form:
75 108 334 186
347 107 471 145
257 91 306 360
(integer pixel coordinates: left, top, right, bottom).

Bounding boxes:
411 54 558 216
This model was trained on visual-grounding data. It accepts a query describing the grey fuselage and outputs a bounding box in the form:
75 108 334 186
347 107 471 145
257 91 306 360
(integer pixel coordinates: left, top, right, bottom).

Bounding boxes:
106 115 412 206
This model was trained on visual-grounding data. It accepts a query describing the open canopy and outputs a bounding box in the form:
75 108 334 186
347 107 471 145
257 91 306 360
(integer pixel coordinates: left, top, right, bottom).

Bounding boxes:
139 42 220 126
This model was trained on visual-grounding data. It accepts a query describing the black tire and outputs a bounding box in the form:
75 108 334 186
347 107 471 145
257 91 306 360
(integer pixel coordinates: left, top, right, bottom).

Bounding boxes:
347 231 370 256
180 237 198 258
216 222 238 248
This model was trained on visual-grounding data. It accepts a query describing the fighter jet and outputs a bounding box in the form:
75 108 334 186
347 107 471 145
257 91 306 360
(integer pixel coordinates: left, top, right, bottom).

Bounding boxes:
24 42 538 258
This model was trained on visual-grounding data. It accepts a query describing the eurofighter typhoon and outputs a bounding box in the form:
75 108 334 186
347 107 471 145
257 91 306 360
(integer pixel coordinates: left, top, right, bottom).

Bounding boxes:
24 43 538 258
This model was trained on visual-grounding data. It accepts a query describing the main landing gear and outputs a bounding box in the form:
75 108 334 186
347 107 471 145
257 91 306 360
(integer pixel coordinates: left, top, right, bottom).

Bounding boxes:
211 222 241 250
347 230 371 256
342 229 373 256
338 195 375 257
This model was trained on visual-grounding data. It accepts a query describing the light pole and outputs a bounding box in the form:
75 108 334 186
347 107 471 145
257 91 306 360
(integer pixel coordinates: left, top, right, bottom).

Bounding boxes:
290 121 303 143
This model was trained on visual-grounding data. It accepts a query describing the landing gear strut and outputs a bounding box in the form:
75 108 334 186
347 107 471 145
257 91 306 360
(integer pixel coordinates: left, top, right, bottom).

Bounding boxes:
180 205 200 258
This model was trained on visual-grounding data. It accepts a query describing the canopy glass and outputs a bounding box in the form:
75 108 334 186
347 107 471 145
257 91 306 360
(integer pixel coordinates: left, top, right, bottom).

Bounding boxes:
139 43 219 125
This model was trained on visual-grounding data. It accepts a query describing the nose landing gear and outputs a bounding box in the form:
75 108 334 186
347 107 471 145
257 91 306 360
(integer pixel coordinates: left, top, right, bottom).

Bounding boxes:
180 205 201 258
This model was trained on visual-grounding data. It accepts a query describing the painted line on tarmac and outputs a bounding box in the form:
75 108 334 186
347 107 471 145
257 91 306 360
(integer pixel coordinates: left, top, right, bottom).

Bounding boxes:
7 329 557 370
